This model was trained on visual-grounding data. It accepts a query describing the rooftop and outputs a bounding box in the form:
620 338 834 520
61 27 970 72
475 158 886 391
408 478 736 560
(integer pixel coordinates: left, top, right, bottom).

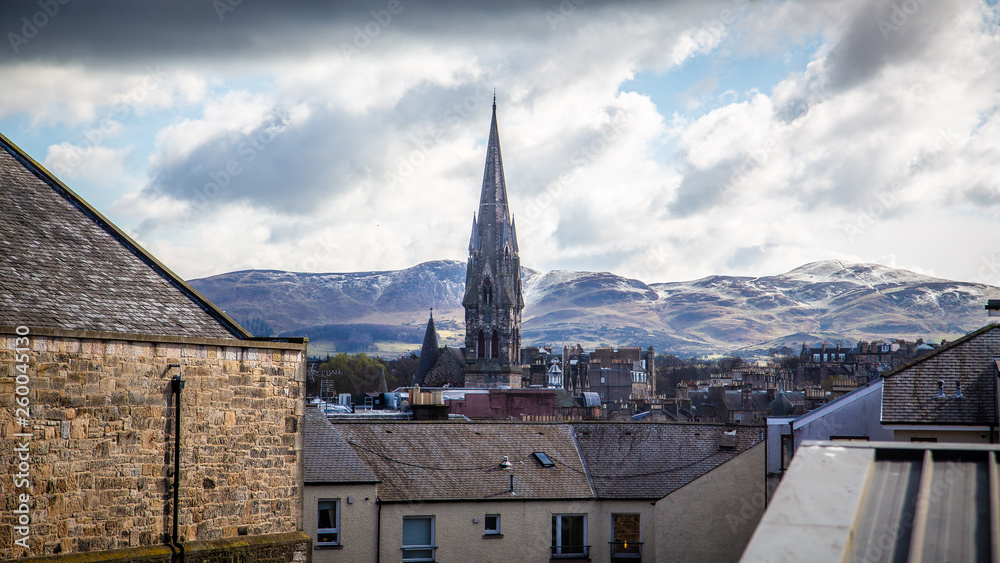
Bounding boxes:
0 132 247 339
572 422 762 499
742 440 1000 562
881 323 1000 425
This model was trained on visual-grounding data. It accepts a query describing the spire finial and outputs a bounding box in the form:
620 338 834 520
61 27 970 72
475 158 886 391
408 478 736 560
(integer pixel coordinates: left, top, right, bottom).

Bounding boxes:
493 90 496 110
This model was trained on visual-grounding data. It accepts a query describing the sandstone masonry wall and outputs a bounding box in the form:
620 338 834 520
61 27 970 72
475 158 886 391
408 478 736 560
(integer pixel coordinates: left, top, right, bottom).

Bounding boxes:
0 328 307 560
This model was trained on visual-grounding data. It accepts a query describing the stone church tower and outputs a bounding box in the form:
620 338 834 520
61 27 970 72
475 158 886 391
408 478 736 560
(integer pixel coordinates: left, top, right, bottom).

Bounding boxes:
463 100 524 388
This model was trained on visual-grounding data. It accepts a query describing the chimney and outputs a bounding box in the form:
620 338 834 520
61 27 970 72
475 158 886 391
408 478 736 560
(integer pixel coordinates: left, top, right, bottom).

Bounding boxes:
955 381 964 399
936 380 946 399
986 300 1000 317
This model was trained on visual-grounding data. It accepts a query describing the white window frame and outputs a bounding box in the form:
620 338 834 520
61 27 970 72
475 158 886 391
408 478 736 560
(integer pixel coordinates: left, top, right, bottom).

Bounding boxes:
552 513 588 558
317 499 340 547
402 516 436 562
484 514 501 535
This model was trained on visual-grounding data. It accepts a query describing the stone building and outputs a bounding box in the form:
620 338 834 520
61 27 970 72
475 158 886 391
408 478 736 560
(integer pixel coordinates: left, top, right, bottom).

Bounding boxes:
0 132 309 561
463 101 524 389
411 311 465 387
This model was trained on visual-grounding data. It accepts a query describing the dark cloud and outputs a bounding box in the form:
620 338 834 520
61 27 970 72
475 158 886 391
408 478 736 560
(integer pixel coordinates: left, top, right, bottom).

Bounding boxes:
668 156 748 217
823 0 963 92
144 107 374 214
0 0 624 63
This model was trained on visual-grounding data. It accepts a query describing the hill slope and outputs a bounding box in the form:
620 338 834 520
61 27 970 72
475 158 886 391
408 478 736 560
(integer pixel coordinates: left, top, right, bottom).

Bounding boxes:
188 260 996 356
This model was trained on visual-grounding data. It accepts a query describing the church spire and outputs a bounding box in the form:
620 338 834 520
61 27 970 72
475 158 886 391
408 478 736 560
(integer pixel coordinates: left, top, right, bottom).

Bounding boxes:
462 101 524 387
413 309 439 386
478 99 510 235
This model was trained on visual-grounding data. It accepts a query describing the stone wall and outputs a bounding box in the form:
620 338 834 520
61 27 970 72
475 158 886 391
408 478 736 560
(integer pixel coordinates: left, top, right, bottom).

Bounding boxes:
0 327 307 560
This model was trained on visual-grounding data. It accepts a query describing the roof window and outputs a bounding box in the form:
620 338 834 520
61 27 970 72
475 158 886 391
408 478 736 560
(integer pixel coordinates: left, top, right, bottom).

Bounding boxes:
533 452 555 467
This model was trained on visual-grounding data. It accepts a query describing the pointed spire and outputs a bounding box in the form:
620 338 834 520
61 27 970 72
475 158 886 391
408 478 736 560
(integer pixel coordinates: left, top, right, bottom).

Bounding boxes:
510 217 519 252
378 366 389 394
413 309 440 386
479 100 510 233
469 213 480 251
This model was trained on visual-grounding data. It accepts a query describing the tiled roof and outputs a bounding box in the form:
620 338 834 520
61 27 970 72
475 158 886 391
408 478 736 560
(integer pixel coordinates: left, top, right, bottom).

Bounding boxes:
335 422 594 502
303 408 378 484
881 324 1000 425
0 133 246 339
573 422 762 499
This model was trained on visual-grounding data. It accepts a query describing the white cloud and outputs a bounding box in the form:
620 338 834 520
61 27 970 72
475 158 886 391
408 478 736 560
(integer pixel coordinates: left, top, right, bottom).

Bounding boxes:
43 142 131 182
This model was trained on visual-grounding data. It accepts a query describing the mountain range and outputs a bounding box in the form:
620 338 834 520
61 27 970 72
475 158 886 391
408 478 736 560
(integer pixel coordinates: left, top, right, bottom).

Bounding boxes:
187 260 997 357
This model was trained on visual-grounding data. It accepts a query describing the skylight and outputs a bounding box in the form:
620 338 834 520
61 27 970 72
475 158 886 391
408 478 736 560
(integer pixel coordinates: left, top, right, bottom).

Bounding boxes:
533 452 555 467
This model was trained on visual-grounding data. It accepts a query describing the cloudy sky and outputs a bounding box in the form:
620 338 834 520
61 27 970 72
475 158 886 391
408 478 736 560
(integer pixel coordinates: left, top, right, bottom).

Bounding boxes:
2 0 999 286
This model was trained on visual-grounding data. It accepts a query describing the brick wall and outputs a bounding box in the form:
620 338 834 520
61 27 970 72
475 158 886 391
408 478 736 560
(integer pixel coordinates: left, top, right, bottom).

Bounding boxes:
0 328 307 560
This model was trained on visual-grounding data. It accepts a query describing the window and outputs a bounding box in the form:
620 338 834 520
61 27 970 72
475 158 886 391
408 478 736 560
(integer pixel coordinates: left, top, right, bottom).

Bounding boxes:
551 514 588 558
317 499 340 546
484 514 500 535
491 330 500 359
402 516 435 562
533 452 555 467
780 435 793 470
477 330 486 359
611 513 641 559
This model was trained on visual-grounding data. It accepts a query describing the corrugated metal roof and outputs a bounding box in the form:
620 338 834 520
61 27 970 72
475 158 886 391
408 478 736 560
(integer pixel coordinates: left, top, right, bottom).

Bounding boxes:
742 441 1000 563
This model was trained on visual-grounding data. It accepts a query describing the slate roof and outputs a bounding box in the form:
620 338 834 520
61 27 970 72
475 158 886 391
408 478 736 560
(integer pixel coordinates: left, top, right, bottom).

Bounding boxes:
0 132 247 339
303 408 378 484
881 324 1000 425
334 422 594 502
573 422 762 499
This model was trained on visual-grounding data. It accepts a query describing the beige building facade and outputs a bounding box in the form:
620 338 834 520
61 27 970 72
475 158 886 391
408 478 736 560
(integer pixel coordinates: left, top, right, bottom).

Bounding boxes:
303 417 766 562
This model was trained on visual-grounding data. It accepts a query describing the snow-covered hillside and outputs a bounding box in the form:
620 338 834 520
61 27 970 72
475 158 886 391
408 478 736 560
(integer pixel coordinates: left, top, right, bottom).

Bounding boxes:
189 259 997 355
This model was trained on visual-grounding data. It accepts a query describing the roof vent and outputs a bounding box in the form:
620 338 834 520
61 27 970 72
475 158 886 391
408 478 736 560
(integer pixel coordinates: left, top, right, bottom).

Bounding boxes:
954 381 964 399
500 456 511 469
936 380 946 398
720 429 738 450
